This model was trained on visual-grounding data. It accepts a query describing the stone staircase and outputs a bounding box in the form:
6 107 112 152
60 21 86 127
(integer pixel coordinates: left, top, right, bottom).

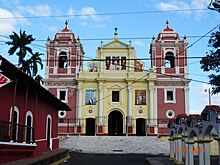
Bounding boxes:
59 136 169 155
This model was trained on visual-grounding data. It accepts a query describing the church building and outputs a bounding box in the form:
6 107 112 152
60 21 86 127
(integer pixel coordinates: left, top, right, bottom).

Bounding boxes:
45 21 190 136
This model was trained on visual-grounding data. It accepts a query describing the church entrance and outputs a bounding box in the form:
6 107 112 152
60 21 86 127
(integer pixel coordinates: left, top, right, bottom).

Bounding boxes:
108 111 123 136
136 118 146 136
86 118 95 136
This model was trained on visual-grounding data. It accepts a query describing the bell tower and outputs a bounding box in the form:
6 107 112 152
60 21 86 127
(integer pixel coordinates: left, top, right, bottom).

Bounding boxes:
44 21 84 135
150 20 188 77
150 21 190 136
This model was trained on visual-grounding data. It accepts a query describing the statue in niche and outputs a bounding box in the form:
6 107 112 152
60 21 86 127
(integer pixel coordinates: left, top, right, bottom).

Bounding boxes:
134 60 143 72
89 62 97 72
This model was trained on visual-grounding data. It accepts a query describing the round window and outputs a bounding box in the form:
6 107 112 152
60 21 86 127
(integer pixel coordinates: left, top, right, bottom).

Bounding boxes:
166 110 175 119
138 109 143 114
59 111 66 118
88 109 93 113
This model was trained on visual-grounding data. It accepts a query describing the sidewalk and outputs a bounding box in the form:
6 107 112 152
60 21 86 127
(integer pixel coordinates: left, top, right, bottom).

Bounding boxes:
145 155 176 165
2 149 69 165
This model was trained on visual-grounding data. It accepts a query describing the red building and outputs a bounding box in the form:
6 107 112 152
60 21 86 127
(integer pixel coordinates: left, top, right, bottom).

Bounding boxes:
0 55 71 163
44 21 84 136
149 20 190 135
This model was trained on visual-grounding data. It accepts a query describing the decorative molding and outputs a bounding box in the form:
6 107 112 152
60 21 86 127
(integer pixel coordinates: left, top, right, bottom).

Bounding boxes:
156 82 186 86
45 82 76 87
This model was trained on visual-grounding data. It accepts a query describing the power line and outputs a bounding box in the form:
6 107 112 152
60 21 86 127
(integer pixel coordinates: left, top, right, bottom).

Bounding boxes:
28 43 207 61
0 35 211 43
0 8 209 20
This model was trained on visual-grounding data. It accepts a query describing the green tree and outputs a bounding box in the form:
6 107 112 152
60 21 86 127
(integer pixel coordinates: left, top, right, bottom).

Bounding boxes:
200 28 220 94
6 30 35 65
29 52 43 77
20 59 32 76
6 29 44 82
34 75 44 85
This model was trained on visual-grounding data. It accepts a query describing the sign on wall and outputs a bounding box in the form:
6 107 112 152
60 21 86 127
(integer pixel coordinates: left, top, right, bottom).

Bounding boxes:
85 90 97 105
135 90 146 105
0 73 11 88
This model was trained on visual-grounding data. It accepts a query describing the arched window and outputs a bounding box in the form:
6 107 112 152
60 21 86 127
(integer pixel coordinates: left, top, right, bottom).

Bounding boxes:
46 114 52 149
10 106 19 142
25 111 33 143
165 52 175 68
58 51 67 68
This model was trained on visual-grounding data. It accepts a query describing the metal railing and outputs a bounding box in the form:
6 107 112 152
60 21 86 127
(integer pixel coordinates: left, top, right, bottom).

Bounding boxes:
58 117 170 136
0 120 35 143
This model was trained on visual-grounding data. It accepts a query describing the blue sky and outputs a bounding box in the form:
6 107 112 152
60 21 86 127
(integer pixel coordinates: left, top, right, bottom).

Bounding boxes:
0 0 219 114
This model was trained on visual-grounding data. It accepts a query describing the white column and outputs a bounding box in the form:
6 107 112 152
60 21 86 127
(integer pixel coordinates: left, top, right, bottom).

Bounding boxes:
184 142 189 165
175 138 179 162
169 139 175 160
188 143 194 165
152 86 158 134
149 86 154 123
161 66 165 74
176 138 184 164
77 83 83 125
127 86 132 124
100 50 103 71
176 66 179 74
198 142 204 165
184 87 189 115
204 141 211 165
98 82 103 123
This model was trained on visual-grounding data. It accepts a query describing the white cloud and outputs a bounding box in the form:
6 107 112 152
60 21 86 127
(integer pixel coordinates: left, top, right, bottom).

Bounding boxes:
157 1 191 15
0 0 20 8
191 0 209 17
157 0 208 18
0 8 16 35
67 7 75 18
46 26 58 32
190 83 220 114
133 40 145 47
95 24 106 28
18 4 51 16
80 7 110 22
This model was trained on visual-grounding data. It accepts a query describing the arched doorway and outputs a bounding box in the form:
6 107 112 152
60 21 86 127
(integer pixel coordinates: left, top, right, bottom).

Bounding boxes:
108 111 123 136
136 118 146 136
86 118 96 136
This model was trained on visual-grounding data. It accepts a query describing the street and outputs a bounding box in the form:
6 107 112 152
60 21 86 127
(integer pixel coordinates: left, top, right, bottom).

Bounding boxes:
65 152 150 165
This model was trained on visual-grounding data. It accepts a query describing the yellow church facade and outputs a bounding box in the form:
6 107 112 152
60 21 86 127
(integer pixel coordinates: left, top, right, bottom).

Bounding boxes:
76 30 156 136
45 21 190 136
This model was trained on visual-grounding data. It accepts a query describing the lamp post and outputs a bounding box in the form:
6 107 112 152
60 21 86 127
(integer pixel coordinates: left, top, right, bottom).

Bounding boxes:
205 88 212 105
208 0 220 12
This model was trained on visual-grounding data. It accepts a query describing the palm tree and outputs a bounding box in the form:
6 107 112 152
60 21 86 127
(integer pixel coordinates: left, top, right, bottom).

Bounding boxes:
20 59 32 76
6 30 35 65
6 30 44 84
29 52 43 77
34 75 44 85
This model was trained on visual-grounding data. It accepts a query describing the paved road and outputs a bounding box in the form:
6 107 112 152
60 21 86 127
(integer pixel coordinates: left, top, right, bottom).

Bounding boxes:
65 152 150 165
64 152 176 165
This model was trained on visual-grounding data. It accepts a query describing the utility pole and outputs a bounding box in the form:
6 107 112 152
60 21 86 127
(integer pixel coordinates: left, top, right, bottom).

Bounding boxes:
205 88 212 105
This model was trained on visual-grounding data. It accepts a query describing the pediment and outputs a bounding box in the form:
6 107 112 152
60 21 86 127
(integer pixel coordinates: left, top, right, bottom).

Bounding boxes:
102 40 129 49
109 84 121 89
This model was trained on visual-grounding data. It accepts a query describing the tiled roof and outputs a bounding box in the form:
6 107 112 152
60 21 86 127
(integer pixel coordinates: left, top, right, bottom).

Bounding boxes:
189 114 201 120
177 114 188 118
206 105 220 112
